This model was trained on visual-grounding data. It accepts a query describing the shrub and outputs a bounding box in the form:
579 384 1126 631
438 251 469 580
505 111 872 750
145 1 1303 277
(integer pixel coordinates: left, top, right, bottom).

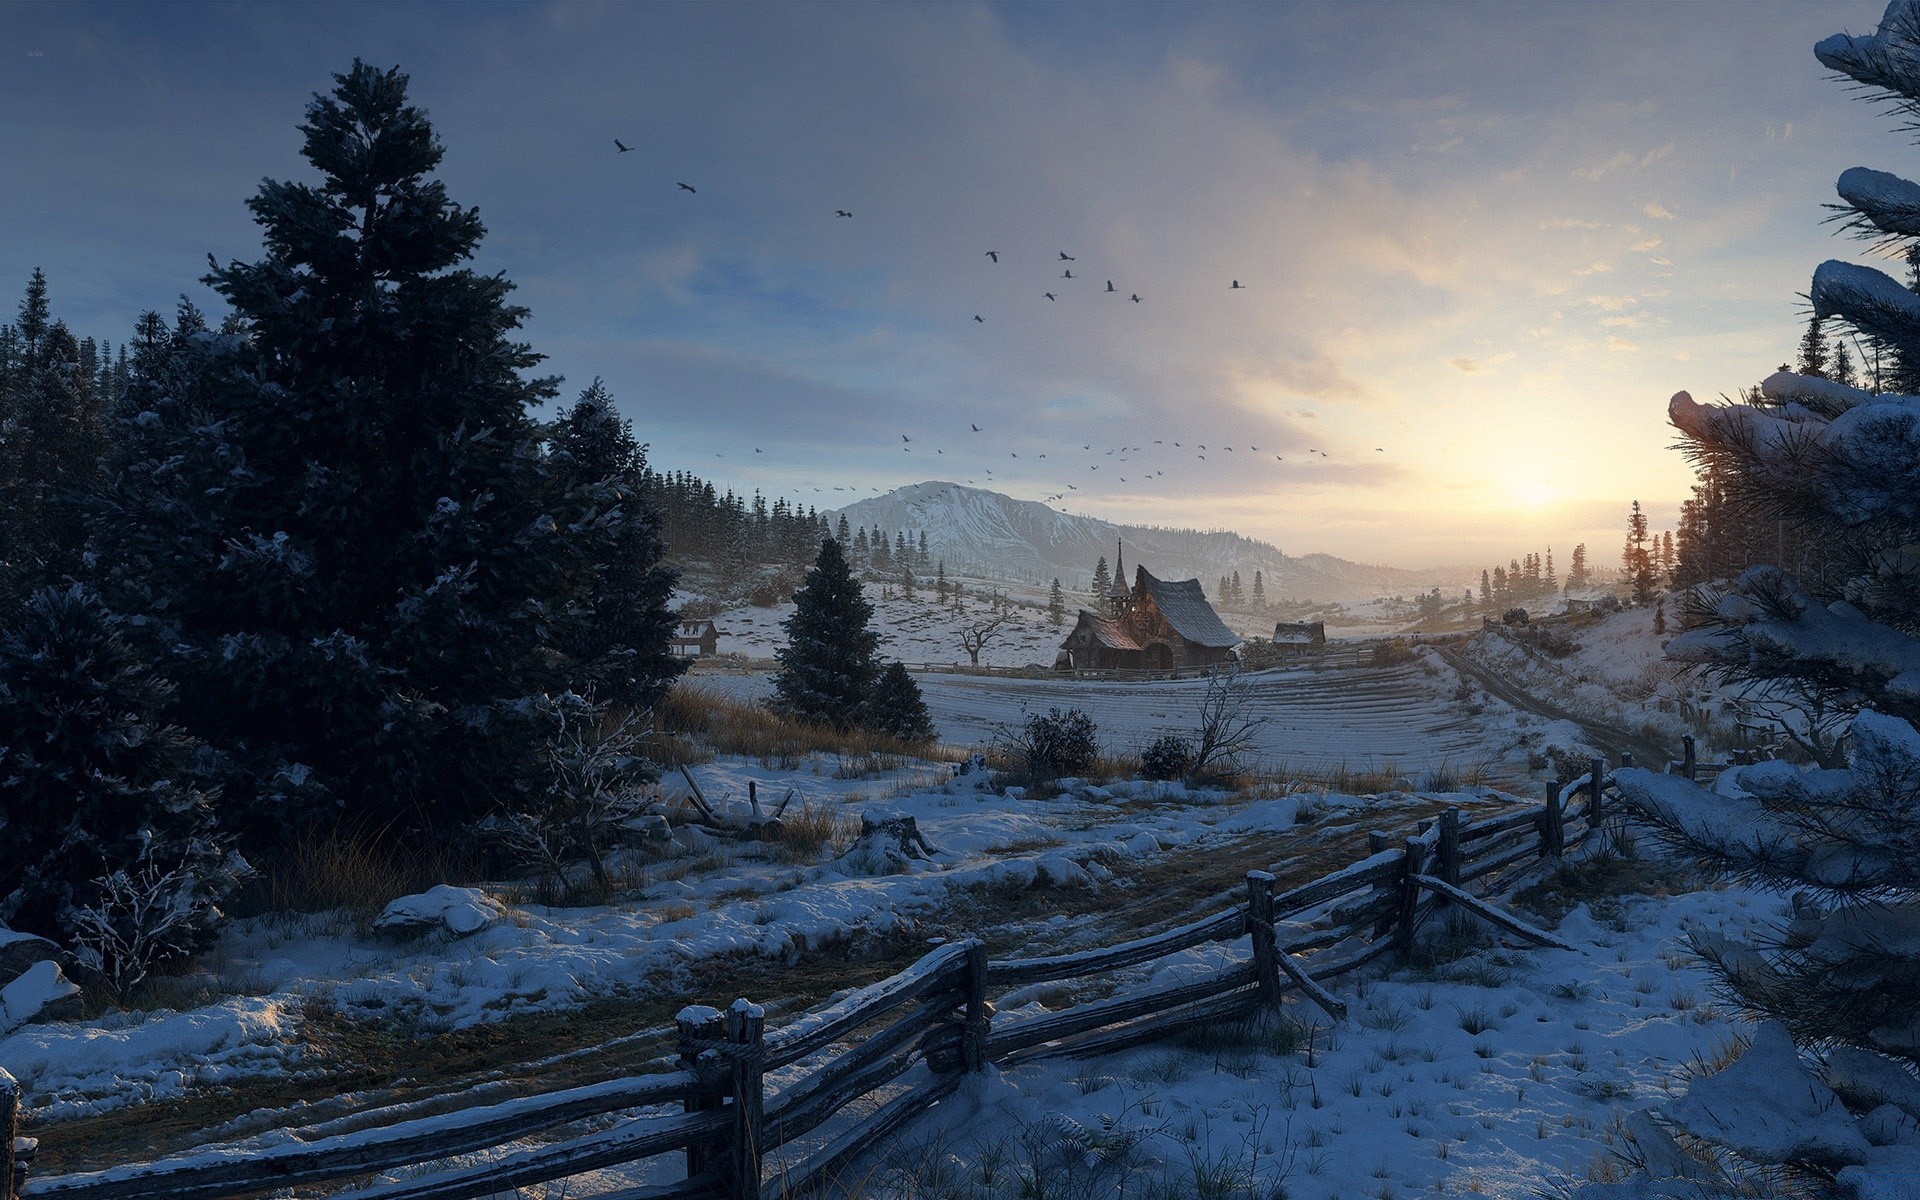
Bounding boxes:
1139 734 1194 781
1501 607 1531 626
1006 707 1098 782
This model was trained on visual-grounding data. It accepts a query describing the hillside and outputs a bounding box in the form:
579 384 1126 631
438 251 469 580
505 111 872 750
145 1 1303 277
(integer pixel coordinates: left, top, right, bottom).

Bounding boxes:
827 481 1464 601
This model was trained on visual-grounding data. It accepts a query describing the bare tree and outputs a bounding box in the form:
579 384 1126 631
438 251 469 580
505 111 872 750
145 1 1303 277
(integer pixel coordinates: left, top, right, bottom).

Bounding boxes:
958 613 1010 667
1190 665 1266 780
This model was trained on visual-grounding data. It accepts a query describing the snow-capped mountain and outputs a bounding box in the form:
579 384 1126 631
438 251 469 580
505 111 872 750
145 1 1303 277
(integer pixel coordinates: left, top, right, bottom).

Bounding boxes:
826 481 1464 601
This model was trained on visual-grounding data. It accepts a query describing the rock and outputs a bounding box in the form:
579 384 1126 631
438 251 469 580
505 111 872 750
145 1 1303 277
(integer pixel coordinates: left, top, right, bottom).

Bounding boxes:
370 885 507 940
1669 1021 1871 1168
619 814 672 845
1860 1105 1919 1148
0 928 62 984
1839 1144 1920 1200
0 960 83 1030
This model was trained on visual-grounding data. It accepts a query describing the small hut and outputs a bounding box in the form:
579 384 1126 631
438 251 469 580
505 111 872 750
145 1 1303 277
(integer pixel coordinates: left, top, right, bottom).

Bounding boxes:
1059 558 1240 670
1269 620 1327 657
670 618 720 657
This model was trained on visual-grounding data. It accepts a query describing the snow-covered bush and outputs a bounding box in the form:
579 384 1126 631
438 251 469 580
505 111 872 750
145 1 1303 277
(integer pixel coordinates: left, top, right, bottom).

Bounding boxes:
1001 707 1099 784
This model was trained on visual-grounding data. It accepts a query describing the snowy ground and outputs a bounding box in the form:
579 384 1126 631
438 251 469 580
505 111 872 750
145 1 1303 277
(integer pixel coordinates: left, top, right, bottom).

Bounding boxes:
0 597 1753 1197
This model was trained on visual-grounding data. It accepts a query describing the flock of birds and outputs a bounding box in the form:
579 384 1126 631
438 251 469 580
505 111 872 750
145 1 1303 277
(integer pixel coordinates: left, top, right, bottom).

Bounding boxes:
621 144 1385 501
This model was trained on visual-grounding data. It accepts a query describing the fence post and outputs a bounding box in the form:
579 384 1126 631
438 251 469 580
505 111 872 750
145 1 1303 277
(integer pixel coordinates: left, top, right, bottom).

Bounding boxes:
1246 871 1280 1007
1681 734 1697 781
1589 758 1606 829
961 938 990 1073
726 1000 765 1200
1393 839 1427 962
1619 750 1634 769
677 1005 728 1184
1540 782 1565 860
1 1067 17 1200
1436 809 1462 889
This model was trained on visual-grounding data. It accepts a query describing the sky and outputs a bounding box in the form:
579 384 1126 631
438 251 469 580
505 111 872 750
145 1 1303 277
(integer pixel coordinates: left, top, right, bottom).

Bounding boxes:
0 1 1906 568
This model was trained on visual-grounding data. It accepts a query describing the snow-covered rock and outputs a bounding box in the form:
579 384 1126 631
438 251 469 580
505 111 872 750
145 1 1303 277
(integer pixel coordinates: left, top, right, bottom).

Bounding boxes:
0 960 83 1031
1669 1021 1871 1167
370 885 508 940
1830 1045 1920 1122
0 928 62 982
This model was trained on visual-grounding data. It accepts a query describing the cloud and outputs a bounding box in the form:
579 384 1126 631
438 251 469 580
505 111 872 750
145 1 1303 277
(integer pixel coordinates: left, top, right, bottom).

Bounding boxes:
1586 294 1639 311
1607 335 1638 353
1642 201 1676 220
1450 357 1480 373
1539 217 1607 230
1573 262 1614 276
1629 237 1663 253
1572 150 1635 182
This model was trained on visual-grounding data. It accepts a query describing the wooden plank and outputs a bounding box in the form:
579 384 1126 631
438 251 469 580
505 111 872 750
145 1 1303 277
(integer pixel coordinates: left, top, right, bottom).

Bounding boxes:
1457 837 1540 886
999 987 1258 1068
1393 838 1427 961
1275 950 1346 1022
1435 809 1461 889
960 939 989 1074
727 1002 765 1200
1540 784 1565 859
1412 875 1578 952
772 1074 963 1200
1455 825 1536 873
1247 872 1280 1008
23 1071 703 1200
2 1067 17 1200
763 998 952 1140
763 1032 932 1153
984 964 1257 1059
985 909 1244 987
1269 850 1402 918
1455 804 1547 844
766 942 967 1070
583 1174 725 1200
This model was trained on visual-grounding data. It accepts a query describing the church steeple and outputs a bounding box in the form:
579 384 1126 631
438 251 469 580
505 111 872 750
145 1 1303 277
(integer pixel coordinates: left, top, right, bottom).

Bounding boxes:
1108 539 1131 616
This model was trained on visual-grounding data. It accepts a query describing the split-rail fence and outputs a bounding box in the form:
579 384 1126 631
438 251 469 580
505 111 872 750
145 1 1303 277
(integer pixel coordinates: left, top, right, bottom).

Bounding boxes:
2 758 1636 1200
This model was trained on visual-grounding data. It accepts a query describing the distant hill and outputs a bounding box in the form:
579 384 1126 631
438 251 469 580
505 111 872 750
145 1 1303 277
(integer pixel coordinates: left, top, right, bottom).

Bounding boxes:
826 482 1465 602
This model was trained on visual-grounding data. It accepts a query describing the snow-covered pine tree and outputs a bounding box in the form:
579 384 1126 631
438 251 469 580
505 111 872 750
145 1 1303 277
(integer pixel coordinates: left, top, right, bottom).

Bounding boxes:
1048 577 1065 627
0 584 242 967
1612 3 1920 1177
97 61 609 845
868 661 934 743
547 378 685 712
772 538 880 730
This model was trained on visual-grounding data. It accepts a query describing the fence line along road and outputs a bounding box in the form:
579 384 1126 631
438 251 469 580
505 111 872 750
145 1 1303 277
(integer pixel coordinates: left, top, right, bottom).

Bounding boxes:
9 756 1643 1200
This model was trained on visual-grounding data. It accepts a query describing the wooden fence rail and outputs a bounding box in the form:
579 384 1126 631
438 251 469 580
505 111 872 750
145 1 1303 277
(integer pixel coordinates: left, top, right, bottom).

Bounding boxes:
10 760 1635 1200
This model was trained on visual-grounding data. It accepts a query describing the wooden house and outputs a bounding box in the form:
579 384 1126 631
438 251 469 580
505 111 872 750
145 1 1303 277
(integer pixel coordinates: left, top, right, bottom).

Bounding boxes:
1269 620 1327 657
1060 561 1240 670
670 618 720 657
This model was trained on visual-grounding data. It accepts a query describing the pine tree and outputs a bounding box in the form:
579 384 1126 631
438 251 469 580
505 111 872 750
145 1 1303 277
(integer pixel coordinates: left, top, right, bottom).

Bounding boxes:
899 560 916 600
547 379 685 711
772 538 879 730
1479 568 1493 610
835 513 851 545
1566 542 1590 591
1624 501 1655 603
1252 570 1265 609
867 661 934 743
935 560 948 602
1544 548 1557 593
0 584 241 961
1047 577 1065 627
1831 335 1858 388
1796 313 1829 377
1611 8 1920 1171
95 61 604 845
1089 557 1111 607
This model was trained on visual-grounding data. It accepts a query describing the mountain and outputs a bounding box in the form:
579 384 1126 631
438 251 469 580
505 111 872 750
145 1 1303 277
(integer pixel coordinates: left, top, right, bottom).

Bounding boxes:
825 482 1465 602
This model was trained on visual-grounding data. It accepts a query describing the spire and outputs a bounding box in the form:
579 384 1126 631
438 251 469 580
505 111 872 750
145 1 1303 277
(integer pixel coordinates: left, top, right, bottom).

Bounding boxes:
1108 540 1130 616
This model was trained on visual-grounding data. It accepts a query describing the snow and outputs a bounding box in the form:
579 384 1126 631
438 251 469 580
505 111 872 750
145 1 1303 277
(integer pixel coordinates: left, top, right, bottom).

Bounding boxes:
0 961 79 1033
369 885 509 940
1667 1020 1869 1167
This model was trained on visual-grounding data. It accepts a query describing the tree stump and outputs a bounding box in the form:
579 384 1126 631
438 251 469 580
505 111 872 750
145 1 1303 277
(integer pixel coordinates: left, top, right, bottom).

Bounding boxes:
836 813 939 874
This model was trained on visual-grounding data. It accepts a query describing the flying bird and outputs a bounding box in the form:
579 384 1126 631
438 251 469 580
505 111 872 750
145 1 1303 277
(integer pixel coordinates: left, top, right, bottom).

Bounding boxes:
1129 293 1141 303
902 434 911 442
1105 280 1116 293
971 423 982 431
677 181 696 193
973 315 985 323
1376 447 1385 452
1230 280 1244 289
614 139 633 153
985 251 999 263
1059 251 1076 261
1045 292 1057 301
835 210 853 218
1062 269 1075 280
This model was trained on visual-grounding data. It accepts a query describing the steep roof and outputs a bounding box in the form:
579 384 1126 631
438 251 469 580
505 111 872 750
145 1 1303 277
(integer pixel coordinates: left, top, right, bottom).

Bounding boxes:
1137 568 1240 648
1072 609 1142 651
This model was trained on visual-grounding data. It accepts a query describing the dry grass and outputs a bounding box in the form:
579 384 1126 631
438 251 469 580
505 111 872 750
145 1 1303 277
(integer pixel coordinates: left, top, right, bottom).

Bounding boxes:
230 833 482 933
653 682 964 769
770 799 855 863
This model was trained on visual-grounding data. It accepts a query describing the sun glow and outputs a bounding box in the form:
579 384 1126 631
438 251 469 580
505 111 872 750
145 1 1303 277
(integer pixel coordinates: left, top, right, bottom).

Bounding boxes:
1510 478 1557 509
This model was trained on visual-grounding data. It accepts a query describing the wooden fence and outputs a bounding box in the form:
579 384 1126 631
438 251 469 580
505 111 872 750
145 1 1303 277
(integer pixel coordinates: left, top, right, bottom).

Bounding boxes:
6 758 1629 1200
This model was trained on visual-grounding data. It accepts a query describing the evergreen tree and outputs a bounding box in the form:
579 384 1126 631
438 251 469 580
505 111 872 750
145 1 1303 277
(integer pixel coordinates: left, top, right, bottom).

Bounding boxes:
94 61 608 845
547 379 685 711
1048 577 1065 627
1089 556 1111 607
0 584 241 963
1795 313 1829 377
899 560 916 600
1251 569 1265 610
1831 335 1858 388
1479 568 1493 610
1612 8 1920 1174
1544 548 1557 593
835 513 851 545
772 538 879 730
935 560 948 602
867 661 934 743
1566 543 1590 591
1624 501 1655 603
